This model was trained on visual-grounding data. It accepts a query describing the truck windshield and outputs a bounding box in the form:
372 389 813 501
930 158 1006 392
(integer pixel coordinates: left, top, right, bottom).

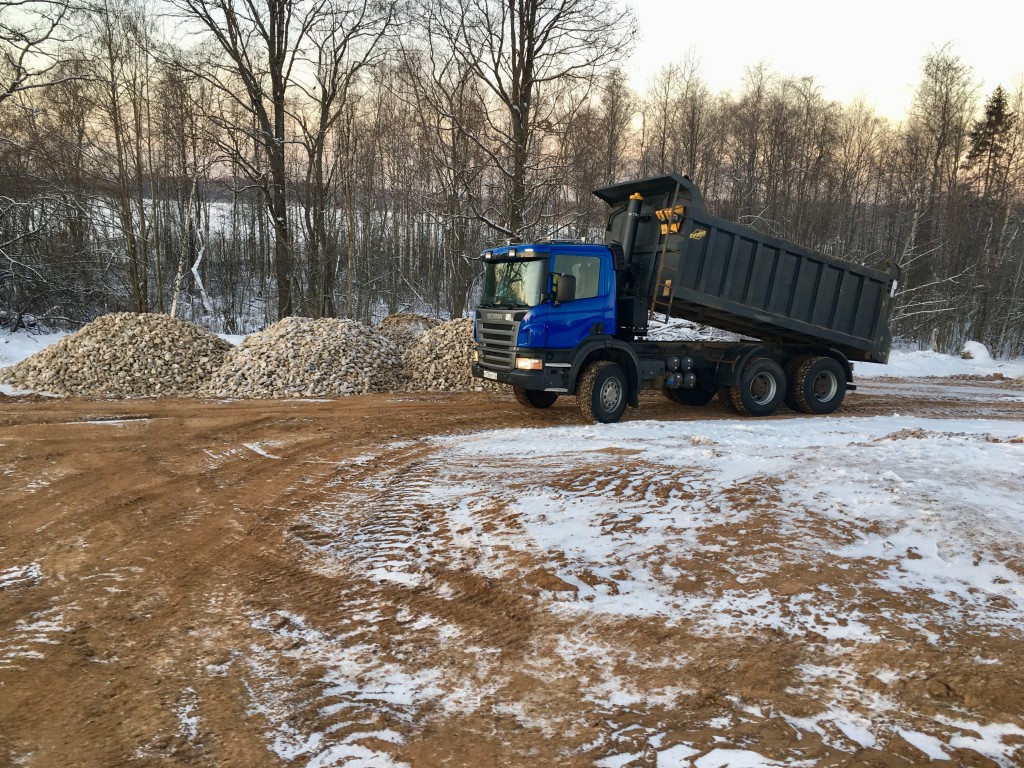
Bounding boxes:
480 258 547 308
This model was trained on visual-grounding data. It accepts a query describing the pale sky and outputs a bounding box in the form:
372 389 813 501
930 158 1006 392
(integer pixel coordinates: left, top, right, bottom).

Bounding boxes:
625 0 1024 120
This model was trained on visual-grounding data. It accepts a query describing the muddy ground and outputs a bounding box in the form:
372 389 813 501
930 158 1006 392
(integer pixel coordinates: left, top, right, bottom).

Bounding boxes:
1 378 1023 767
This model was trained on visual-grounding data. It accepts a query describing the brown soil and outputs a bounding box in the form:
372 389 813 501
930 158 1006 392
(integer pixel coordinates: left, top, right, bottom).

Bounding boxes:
1 379 1023 767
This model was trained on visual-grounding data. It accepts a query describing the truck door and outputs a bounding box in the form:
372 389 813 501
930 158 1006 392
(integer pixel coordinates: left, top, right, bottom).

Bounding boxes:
545 247 614 349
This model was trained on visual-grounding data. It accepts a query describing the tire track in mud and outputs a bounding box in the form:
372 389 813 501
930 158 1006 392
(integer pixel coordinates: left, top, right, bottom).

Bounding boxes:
235 440 520 764
246 438 659 765
289 441 450 586
251 439 741 765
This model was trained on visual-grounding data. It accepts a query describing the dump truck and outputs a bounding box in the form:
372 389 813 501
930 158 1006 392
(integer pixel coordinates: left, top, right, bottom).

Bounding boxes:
471 173 899 423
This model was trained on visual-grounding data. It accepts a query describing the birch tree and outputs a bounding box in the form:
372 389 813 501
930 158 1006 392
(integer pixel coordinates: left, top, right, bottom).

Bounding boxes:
171 0 331 318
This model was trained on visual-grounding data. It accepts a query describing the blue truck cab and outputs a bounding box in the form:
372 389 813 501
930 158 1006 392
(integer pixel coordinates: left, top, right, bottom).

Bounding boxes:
472 242 627 398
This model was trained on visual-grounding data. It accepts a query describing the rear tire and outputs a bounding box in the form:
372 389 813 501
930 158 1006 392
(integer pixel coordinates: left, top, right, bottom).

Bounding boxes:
513 386 558 409
577 361 628 424
728 356 786 417
791 356 846 414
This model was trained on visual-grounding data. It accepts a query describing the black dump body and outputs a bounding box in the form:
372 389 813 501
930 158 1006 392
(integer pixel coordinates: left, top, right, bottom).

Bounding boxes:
595 174 899 364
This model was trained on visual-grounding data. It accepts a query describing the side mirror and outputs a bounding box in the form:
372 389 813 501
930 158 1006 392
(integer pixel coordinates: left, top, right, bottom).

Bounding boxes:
554 274 576 304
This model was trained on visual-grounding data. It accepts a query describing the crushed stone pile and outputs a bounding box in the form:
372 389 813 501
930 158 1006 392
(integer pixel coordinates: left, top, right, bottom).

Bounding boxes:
0 312 230 398
404 318 502 392
201 317 403 398
374 313 441 351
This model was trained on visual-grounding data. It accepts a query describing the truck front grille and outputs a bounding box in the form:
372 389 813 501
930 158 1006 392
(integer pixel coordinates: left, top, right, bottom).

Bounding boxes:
477 318 519 371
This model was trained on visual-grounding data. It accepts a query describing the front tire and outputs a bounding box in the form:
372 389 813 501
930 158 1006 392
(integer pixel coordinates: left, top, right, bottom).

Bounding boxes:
728 357 786 417
577 361 628 424
513 386 559 409
790 356 847 414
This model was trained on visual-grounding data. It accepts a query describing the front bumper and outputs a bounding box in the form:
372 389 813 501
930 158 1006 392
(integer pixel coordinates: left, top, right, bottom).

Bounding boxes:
471 363 570 392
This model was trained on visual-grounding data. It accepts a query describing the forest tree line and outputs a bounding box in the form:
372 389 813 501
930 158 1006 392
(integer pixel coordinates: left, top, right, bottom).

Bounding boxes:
2 0 1023 356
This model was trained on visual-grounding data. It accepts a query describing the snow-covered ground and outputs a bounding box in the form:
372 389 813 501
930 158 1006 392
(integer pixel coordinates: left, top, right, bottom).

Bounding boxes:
258 412 1024 766
856 344 1024 379
0 330 69 369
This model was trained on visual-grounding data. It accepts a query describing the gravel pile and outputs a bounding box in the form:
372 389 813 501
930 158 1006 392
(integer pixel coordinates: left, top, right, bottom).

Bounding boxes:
0 312 230 397
201 317 404 398
374 313 441 351
404 318 501 392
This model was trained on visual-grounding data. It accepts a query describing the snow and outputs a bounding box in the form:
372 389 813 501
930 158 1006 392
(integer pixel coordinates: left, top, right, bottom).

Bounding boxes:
0 562 43 590
657 744 700 766
0 606 72 671
897 728 950 760
856 346 1024 379
429 416 1024 636
694 749 808 768
0 330 68 369
243 442 282 459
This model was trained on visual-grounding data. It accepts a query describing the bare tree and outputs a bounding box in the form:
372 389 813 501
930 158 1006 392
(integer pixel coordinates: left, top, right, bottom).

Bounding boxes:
908 45 977 244
638 62 680 176
171 0 336 318
398 48 490 316
90 0 157 312
416 0 637 239
0 0 78 105
290 0 397 318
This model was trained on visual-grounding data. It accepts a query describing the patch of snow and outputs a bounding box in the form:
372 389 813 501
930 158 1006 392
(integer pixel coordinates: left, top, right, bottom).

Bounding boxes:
431 416 1024 638
834 718 877 748
0 562 43 590
244 607 497 766
175 688 201 741
938 718 1024 766
243 442 282 459
0 330 68 367
897 728 950 761
856 347 1024 379
0 606 73 670
595 753 640 768
695 748 805 767
656 743 699 766
962 340 993 362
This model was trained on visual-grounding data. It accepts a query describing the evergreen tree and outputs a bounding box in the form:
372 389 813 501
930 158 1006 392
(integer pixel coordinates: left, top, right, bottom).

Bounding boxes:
967 85 1016 200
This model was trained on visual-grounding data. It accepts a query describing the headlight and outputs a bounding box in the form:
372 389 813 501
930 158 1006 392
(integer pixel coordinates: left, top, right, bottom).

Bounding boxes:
514 357 544 371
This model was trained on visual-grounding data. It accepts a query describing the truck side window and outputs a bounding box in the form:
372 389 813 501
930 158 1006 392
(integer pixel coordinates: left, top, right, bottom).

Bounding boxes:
553 255 601 300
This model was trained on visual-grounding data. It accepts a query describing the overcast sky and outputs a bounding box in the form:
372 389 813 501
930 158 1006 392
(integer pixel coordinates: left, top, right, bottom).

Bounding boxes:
624 0 1024 120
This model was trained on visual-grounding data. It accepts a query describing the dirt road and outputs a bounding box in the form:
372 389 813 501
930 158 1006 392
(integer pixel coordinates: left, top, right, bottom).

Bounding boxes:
1 379 1023 767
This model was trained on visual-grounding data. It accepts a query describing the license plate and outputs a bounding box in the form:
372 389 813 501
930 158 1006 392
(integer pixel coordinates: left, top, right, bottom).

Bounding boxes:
483 370 498 380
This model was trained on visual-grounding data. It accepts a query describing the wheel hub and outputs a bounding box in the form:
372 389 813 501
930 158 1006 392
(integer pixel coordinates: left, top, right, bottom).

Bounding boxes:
813 371 839 402
750 373 777 405
599 378 623 411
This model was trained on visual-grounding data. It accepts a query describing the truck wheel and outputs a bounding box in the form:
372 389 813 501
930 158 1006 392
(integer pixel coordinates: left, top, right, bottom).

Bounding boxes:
577 361 628 424
783 356 811 411
663 386 716 406
791 356 846 414
513 386 559 409
728 357 786 417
